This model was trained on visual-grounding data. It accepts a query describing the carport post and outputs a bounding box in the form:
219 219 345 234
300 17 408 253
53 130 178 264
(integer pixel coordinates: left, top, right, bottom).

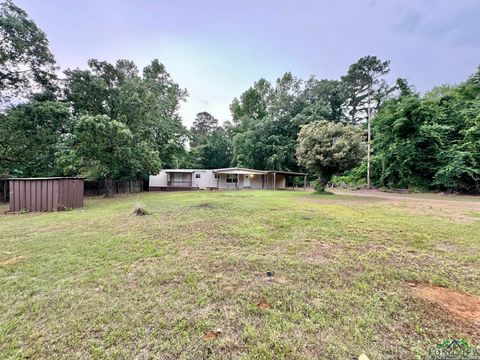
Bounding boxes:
304 175 307 191
273 172 276 190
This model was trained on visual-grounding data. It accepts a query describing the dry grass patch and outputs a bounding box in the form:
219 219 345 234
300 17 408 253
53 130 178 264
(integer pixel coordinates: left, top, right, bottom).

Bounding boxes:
0 256 25 266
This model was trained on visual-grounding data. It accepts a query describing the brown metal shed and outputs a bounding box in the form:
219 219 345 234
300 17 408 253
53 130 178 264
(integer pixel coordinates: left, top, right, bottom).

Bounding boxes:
8 177 84 212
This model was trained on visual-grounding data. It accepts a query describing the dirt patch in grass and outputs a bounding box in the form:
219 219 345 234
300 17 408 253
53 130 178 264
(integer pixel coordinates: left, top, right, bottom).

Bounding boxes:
195 203 215 209
0 256 25 266
257 298 271 309
412 284 480 325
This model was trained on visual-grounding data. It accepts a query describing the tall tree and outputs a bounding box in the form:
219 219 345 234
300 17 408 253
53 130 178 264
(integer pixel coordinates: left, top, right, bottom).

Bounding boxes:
341 56 392 188
0 0 57 104
190 111 218 147
188 112 232 169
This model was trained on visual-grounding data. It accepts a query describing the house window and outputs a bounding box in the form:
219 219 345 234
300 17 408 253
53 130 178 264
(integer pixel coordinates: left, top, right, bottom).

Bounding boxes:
195 174 201 178
226 174 238 183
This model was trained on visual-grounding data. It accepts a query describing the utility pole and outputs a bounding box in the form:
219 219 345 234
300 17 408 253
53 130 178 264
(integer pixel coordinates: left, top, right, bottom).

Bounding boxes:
366 88 372 189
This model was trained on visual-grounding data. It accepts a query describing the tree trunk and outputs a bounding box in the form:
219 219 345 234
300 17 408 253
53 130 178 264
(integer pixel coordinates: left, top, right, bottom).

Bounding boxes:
314 173 330 193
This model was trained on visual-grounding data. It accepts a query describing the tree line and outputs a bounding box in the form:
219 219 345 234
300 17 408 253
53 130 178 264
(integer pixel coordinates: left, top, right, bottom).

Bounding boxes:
1 1 479 193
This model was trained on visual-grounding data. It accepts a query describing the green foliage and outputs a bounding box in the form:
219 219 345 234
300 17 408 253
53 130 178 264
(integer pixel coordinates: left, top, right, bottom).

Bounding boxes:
0 100 71 176
372 67 480 193
331 163 367 188
0 0 57 103
296 120 366 192
341 55 393 125
188 112 232 169
230 73 306 171
64 58 188 170
57 115 160 180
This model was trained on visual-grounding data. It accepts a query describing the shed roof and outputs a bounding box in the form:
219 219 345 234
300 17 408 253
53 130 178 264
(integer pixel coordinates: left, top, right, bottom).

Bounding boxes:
5 177 84 180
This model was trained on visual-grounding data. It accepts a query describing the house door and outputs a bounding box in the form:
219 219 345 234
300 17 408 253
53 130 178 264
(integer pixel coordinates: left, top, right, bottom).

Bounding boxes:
244 175 251 187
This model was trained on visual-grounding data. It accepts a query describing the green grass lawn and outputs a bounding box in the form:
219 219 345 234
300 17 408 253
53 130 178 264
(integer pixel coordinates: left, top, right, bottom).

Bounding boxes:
1 190 479 359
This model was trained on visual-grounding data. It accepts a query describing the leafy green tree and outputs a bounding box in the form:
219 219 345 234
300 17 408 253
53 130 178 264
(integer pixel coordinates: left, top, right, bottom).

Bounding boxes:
230 73 305 171
57 115 160 180
294 78 345 125
0 0 57 104
0 100 70 176
64 58 188 171
296 120 366 192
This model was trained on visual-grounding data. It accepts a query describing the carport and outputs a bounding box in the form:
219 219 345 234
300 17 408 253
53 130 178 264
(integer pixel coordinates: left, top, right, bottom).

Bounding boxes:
268 171 308 190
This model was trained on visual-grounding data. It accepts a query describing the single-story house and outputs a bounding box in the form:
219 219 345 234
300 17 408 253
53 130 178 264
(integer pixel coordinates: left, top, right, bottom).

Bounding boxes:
149 167 307 191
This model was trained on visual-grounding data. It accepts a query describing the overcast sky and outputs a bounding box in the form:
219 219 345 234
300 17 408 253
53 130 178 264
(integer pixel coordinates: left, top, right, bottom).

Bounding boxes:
16 0 480 126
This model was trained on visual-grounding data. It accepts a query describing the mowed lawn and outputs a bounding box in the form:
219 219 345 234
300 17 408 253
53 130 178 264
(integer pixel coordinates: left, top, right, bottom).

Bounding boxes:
1 190 479 359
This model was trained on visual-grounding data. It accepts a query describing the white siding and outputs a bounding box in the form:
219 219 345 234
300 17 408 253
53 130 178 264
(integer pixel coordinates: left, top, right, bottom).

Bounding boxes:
192 170 217 189
149 171 168 187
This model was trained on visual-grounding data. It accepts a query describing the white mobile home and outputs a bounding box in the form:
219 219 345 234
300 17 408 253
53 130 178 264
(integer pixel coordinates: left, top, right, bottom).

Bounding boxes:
149 167 307 191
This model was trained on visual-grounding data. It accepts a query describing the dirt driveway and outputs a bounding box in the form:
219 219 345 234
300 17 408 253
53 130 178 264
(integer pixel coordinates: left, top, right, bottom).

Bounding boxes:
330 188 480 222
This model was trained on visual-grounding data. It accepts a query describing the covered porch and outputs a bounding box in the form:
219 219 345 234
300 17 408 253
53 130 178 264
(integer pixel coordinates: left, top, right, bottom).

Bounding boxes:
213 168 307 190
165 170 194 190
213 168 269 189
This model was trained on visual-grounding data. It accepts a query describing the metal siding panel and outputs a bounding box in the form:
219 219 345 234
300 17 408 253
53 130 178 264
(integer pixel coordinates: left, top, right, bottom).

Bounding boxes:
9 180 14 212
72 180 78 207
36 181 42 211
19 180 25 211
48 180 54 211
66 180 72 208
10 181 14 212
79 180 84 207
15 181 20 212
52 180 59 211
31 181 36 210
41 180 47 211
26 181 30 209
57 180 64 208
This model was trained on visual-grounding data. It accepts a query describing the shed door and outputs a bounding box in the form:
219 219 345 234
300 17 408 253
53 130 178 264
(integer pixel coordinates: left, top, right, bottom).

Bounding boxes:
244 175 251 187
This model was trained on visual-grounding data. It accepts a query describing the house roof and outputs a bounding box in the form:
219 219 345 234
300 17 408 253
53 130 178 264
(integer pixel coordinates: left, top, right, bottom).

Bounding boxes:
164 169 195 173
213 167 269 175
269 171 308 176
160 168 307 176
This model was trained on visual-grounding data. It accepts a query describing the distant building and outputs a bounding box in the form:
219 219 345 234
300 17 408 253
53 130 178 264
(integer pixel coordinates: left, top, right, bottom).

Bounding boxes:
149 167 307 191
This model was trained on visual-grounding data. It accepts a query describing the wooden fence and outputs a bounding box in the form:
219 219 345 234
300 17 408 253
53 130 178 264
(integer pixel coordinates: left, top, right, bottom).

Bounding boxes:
84 180 143 197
